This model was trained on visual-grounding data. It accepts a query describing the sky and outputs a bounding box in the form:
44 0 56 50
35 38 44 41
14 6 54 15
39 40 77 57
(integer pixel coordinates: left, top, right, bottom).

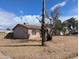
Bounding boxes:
0 0 78 29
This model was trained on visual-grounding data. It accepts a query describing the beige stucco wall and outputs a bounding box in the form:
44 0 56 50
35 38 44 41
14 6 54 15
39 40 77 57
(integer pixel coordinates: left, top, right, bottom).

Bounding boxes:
28 30 41 40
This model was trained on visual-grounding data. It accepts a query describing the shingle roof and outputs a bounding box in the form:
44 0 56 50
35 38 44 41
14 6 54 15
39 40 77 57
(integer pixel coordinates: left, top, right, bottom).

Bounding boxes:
13 24 41 30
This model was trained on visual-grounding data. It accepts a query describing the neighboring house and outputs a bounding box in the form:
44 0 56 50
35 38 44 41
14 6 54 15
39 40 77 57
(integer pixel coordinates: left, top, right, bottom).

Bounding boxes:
13 24 41 39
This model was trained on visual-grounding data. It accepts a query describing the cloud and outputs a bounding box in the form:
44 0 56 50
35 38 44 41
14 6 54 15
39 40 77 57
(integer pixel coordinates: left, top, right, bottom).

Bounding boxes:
0 11 17 25
14 15 41 25
0 10 18 29
51 0 67 12
0 8 77 29
0 8 41 29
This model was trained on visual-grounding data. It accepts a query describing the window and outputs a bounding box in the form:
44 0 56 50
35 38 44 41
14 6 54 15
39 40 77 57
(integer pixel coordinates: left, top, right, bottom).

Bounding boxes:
32 30 36 35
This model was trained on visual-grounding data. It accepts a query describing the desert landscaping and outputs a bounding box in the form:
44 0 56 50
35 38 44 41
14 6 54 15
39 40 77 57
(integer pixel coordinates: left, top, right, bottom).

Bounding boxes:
0 32 78 59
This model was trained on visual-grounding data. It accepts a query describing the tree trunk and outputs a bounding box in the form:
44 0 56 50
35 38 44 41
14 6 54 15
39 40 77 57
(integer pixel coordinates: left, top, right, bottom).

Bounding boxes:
46 30 52 41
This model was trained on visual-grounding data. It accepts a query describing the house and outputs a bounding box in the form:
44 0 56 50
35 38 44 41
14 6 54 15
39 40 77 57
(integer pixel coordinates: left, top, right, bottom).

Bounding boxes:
13 24 41 39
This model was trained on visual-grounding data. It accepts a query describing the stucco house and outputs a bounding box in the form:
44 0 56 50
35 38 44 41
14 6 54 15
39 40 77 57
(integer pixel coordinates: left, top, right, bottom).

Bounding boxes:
13 24 41 39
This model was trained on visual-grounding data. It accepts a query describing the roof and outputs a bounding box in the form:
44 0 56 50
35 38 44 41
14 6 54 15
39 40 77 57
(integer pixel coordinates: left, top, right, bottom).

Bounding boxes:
13 24 41 30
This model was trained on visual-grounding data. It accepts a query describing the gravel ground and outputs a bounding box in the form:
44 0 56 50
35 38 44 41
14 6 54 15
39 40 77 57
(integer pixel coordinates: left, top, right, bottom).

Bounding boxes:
0 33 78 59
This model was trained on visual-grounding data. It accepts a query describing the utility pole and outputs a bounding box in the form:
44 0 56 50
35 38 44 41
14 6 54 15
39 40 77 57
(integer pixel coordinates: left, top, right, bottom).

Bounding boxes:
41 0 46 46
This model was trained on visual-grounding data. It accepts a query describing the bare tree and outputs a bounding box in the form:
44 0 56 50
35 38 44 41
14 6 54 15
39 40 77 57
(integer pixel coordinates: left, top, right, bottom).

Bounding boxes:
50 5 63 36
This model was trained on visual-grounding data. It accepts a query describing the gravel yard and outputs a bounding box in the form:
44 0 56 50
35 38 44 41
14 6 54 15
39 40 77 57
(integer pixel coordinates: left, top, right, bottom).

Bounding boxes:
0 32 78 59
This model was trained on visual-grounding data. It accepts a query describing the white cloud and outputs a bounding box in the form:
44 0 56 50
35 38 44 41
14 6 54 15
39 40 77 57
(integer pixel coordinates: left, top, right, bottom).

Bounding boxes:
0 8 77 29
0 10 41 29
51 0 67 12
14 15 41 25
0 11 17 25
0 9 41 29
0 10 19 29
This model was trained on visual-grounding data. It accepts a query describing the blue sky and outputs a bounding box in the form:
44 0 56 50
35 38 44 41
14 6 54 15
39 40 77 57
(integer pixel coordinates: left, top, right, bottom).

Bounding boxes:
0 0 78 29
0 0 78 16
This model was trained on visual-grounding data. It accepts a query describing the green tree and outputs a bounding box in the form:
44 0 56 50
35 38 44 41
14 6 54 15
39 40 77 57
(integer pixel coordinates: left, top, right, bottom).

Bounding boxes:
62 17 78 35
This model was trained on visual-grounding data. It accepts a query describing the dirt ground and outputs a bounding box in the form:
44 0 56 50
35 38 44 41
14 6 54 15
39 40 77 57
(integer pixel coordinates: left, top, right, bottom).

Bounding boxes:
0 32 78 59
